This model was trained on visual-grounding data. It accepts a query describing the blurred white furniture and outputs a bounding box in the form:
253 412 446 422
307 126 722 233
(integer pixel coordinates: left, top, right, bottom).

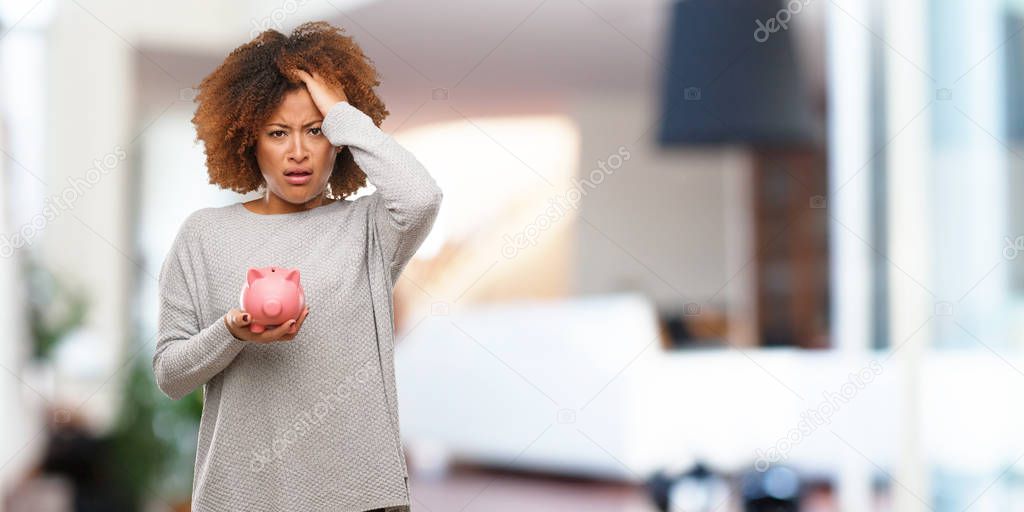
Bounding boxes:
396 292 1024 482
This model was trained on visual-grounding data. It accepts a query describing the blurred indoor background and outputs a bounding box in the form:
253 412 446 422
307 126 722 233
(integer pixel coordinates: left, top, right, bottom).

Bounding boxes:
0 0 1021 510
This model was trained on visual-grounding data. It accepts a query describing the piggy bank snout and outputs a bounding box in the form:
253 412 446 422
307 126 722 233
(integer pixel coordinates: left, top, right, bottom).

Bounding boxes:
262 299 282 317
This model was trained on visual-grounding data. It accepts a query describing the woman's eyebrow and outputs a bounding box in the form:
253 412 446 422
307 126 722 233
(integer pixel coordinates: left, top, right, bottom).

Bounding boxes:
265 120 323 128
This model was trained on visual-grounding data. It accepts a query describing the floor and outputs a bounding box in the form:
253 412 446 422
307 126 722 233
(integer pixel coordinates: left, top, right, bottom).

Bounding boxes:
406 463 841 512
407 463 669 512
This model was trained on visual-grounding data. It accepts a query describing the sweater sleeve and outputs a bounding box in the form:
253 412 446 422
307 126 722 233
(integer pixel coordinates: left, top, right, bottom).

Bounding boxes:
321 100 443 282
152 218 248 400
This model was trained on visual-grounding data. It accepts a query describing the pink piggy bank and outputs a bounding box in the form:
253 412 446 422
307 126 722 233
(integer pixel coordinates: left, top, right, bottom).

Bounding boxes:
239 266 306 334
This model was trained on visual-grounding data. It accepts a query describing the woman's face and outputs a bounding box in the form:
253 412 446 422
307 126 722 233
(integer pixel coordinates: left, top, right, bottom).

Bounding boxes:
254 87 340 204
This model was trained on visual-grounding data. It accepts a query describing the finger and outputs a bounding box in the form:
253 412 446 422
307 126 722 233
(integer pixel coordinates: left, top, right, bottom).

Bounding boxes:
294 307 309 330
281 307 309 340
231 311 252 333
226 308 245 328
263 318 297 342
224 310 254 342
292 68 312 83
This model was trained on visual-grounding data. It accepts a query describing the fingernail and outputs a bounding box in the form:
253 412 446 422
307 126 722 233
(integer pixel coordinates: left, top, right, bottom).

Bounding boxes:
290 319 296 325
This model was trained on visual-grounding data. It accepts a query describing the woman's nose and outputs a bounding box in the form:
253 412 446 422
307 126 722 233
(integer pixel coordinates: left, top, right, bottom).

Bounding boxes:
288 137 310 162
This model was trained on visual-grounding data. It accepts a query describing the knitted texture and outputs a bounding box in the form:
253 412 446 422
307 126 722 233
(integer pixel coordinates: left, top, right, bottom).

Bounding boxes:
153 100 442 511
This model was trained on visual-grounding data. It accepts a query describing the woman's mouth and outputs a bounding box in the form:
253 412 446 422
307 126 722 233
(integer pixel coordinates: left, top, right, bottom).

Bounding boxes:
284 169 312 185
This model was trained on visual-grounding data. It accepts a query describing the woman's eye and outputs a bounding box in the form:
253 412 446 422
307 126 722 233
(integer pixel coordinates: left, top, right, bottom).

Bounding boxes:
269 130 286 138
309 127 322 136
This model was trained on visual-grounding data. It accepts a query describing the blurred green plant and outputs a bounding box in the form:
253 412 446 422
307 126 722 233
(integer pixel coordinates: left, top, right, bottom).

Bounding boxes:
23 257 89 361
109 346 204 508
22 255 204 508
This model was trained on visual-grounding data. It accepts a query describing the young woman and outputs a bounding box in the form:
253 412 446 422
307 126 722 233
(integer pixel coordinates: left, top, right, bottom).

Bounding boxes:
152 21 442 512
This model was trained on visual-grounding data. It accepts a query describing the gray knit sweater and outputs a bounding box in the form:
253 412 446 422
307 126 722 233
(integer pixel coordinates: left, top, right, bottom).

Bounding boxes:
153 100 442 512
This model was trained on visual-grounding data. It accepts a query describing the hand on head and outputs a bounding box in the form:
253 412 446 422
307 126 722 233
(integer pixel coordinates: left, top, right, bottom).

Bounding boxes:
287 67 349 117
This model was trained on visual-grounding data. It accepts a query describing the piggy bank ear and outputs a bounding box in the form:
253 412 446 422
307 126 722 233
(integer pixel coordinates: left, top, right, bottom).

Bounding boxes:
247 268 265 285
284 269 300 284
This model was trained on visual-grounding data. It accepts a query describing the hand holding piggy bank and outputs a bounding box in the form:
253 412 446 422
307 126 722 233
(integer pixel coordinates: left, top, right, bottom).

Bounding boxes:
239 266 306 334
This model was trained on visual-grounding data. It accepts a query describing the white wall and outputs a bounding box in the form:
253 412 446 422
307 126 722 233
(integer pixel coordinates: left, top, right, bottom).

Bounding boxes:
568 91 747 315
